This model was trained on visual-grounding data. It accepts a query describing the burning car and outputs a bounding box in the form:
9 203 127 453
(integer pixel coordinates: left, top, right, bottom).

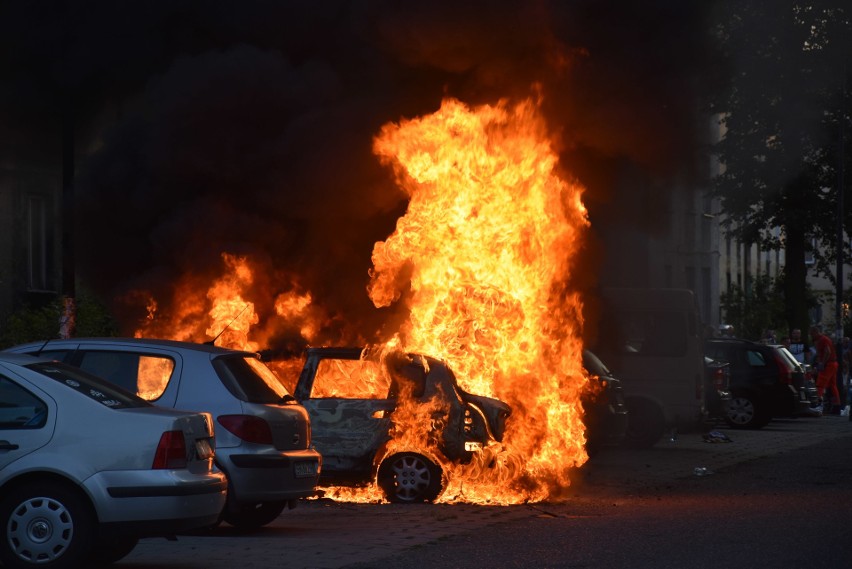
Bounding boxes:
289 346 512 503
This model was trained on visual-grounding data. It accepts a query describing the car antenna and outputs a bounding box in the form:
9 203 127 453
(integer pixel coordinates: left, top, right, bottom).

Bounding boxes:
205 303 250 346
34 338 53 356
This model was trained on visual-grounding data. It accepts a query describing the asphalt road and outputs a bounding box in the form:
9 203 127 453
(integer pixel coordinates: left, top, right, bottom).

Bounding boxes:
118 414 852 569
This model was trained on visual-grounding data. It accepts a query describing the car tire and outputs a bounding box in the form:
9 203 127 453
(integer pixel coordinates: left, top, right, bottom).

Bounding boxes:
623 399 665 448
724 393 769 429
377 452 443 503
0 482 94 569
222 501 287 530
87 536 139 566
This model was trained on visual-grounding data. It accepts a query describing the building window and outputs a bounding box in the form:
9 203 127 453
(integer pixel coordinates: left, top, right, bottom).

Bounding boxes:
27 195 49 291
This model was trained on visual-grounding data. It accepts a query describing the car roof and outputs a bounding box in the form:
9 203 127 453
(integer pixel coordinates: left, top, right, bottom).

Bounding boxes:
706 337 764 347
7 337 255 357
0 352 57 365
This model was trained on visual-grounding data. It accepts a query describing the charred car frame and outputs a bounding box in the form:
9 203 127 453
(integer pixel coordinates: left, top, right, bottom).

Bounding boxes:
291 346 512 503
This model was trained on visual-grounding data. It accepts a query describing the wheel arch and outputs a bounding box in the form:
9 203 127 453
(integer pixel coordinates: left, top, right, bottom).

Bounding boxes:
0 471 97 522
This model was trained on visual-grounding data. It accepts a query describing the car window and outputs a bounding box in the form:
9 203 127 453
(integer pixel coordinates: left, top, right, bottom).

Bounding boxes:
746 350 768 367
26 361 151 409
213 355 292 403
76 350 174 401
0 375 48 429
313 358 391 399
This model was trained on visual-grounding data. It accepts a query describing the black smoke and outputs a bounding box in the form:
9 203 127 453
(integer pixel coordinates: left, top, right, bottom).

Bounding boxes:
0 0 718 345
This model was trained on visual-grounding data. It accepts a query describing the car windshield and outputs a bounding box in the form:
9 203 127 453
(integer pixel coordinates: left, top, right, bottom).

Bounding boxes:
27 361 151 409
213 355 292 403
583 351 611 376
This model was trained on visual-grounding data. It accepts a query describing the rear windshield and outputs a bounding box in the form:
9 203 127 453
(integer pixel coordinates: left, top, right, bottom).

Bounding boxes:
583 351 611 376
26 361 151 409
213 355 291 404
773 346 800 370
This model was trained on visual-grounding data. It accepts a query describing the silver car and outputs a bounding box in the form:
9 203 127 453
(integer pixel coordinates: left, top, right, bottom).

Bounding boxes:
5 338 321 529
0 353 227 569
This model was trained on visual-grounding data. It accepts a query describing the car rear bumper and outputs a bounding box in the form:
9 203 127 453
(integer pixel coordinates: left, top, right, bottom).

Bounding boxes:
99 513 223 537
793 399 818 416
217 448 321 504
84 469 227 530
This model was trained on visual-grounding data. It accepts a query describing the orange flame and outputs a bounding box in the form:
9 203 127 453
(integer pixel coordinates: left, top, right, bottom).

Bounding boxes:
367 95 590 503
132 93 590 505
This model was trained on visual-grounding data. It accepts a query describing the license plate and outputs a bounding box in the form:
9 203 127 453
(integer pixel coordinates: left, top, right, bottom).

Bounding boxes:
195 439 214 460
294 461 317 478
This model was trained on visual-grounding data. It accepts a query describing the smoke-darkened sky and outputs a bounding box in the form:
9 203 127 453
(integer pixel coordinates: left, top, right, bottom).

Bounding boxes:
0 0 719 345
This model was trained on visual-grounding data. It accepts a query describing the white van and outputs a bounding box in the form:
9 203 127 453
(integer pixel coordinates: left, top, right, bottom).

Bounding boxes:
590 288 706 447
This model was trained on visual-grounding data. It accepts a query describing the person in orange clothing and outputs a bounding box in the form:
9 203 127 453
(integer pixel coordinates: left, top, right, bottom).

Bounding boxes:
809 325 841 412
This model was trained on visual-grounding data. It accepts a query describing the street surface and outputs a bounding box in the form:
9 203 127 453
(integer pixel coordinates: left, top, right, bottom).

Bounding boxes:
118 414 852 569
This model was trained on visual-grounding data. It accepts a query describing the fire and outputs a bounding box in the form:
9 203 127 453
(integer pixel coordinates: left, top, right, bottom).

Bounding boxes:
133 93 590 505
367 95 590 503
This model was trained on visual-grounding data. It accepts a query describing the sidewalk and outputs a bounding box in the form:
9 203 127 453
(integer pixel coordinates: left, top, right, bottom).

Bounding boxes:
121 414 852 569
572 414 852 492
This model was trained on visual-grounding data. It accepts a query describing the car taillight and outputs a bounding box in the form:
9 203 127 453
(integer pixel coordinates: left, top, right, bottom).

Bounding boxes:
217 415 273 444
152 430 188 469
713 368 725 390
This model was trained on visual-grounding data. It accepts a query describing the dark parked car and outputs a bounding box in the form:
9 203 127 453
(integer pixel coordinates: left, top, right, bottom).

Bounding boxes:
704 356 732 419
704 338 815 428
291 346 511 503
581 350 629 455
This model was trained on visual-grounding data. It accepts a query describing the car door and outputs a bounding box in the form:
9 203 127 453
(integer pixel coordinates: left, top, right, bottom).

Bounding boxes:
298 355 395 475
0 373 55 470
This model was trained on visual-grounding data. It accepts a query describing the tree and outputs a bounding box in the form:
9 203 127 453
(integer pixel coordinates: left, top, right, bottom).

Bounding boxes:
0 287 118 349
719 273 818 341
711 0 852 335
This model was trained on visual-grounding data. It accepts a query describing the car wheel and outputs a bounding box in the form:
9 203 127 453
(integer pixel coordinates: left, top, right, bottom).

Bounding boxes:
724 394 768 429
623 400 665 448
0 483 94 569
86 535 139 566
377 452 443 503
222 501 287 530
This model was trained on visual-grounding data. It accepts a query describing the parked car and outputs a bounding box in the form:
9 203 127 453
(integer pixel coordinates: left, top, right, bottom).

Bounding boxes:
4 338 321 529
290 346 511 503
581 350 629 455
704 338 815 428
704 356 732 419
0 352 227 569
771 344 820 409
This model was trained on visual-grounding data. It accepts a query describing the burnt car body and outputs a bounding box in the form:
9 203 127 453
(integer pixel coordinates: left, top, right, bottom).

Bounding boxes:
581 350 629 455
291 347 511 503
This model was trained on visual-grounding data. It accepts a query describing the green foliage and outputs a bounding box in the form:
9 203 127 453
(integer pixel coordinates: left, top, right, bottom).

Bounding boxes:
713 0 851 253
0 288 118 349
720 274 790 340
711 0 852 338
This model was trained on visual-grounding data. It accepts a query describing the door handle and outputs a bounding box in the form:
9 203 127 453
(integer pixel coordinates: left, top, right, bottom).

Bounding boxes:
0 441 19 451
